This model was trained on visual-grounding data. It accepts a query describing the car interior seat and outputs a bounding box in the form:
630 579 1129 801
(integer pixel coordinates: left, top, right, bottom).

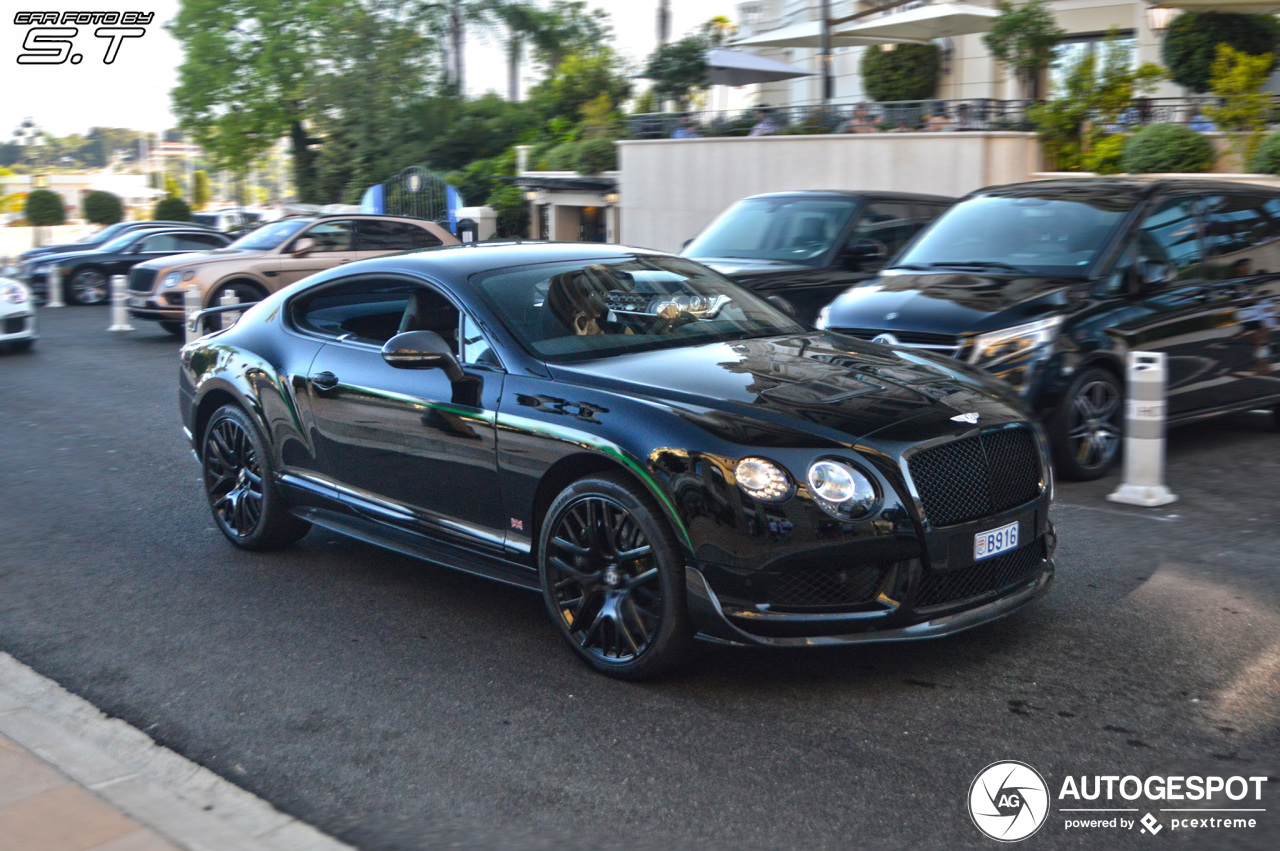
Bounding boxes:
399 287 460 347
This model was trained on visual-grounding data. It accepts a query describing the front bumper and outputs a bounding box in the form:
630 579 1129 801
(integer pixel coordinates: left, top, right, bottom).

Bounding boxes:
127 293 185 322
0 310 38 343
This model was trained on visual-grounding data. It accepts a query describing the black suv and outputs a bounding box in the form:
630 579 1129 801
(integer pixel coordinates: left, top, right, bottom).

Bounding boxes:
681 191 954 325
819 178 1280 479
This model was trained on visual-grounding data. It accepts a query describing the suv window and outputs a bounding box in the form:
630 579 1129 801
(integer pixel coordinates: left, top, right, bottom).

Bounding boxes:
358 220 443 251
138 234 186 252
177 233 227 250
915 203 948 226
300 220 354 253
1203 194 1280 280
1135 197 1202 283
849 201 918 262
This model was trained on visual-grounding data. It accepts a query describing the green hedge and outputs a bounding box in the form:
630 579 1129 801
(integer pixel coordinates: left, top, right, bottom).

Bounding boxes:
24 189 65 227
1121 123 1216 174
860 44 940 103
574 138 617 175
1247 132 1280 174
153 197 192 221
1083 135 1126 175
83 190 124 225
1163 12 1280 93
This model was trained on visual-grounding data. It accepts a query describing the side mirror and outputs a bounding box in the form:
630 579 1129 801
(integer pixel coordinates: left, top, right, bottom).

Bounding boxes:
765 294 797 318
131 242 148 254
382 331 465 382
842 238 887 269
291 236 316 256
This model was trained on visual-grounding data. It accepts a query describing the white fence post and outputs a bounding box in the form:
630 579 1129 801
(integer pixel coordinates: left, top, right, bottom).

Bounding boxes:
46 265 65 308
106 274 133 332
183 286 203 345
1108 351 1177 507
218 288 240 329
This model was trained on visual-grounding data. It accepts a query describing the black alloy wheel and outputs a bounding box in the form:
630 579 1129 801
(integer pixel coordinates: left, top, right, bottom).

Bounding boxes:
69 268 109 305
201 405 309 549
539 473 691 679
208 282 265 332
1049 367 1123 481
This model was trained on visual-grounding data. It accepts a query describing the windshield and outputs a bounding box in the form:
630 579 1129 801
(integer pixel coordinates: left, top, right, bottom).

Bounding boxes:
475 255 805 363
895 192 1135 276
228 218 310 250
682 196 860 266
99 231 145 253
78 223 127 244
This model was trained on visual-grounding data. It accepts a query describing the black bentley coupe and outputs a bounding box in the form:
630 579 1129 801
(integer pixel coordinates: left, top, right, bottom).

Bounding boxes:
180 243 1056 678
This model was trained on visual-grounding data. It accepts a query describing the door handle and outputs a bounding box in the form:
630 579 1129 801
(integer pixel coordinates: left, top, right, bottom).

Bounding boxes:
310 371 339 390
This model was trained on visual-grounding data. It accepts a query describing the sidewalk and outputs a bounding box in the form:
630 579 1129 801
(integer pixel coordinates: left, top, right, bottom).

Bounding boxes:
0 653 353 851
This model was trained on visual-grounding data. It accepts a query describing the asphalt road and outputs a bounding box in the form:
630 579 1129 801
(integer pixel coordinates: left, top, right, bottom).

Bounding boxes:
2 308 1278 850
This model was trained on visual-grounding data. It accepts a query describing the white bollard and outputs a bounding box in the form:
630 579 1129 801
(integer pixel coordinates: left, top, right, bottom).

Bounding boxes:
106 274 134 332
1108 351 1177 507
46 265 65 308
183 285 203 345
218 288 240 329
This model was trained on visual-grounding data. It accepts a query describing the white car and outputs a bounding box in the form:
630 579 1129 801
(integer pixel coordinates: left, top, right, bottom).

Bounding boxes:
0 277 37 352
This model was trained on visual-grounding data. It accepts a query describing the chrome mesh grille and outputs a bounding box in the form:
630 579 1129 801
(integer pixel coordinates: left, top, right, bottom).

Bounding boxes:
907 427 1041 527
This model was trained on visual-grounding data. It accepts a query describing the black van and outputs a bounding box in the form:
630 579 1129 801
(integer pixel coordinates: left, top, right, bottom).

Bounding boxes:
818 178 1280 479
681 190 954 325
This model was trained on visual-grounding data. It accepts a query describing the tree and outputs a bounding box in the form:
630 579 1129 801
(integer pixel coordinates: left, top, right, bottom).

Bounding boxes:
1203 45 1276 169
1163 12 1280 93
529 48 631 123
529 1 613 74
164 174 182 200
492 2 542 101
83 191 124 225
193 170 212 209
983 0 1065 99
153 197 192 221
860 44 941 103
1028 33 1163 170
24 189 64 226
641 18 733 109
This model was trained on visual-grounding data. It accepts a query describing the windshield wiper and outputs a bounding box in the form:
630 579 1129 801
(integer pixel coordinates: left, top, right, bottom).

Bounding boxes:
922 260 1029 274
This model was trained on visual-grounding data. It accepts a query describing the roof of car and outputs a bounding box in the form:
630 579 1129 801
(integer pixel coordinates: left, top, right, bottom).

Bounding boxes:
743 190 955 203
975 177 1280 202
355 241 667 280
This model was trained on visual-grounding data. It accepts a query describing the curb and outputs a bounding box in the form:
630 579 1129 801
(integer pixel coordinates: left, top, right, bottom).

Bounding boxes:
0 651 355 851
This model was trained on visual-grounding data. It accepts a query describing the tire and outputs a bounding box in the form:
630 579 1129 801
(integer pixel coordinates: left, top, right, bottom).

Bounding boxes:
207 282 265 332
159 321 185 338
538 472 692 680
68 267 109 305
201 404 310 549
1047 367 1123 481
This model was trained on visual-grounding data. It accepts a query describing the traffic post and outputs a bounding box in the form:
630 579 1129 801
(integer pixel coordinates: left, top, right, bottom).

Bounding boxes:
1108 351 1178 507
46 265 65 308
183 285 202 345
106 275 134 332
218 288 240 329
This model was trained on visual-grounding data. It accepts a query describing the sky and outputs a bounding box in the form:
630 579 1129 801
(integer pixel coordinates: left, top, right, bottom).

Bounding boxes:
3 0 738 140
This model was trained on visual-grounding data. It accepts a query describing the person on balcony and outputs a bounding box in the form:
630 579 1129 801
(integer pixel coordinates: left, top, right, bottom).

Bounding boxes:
840 103 877 134
925 104 949 132
672 115 702 139
748 108 780 136
1188 108 1217 132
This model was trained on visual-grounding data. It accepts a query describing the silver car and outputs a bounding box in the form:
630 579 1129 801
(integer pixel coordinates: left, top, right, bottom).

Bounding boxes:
0 277 37 352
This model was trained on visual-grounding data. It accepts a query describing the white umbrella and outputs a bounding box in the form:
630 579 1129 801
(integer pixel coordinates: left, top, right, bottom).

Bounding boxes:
837 3 999 41
704 48 816 86
731 20 927 49
1150 0 1280 10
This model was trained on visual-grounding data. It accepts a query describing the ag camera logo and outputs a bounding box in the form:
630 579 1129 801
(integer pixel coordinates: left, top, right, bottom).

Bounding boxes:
969 761 1051 842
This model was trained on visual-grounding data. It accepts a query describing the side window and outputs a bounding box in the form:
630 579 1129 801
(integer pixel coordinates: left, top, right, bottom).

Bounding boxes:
914 203 948 227
1203 194 1280 280
1135 198 1202 283
299 220 354 253
410 225 444 249
849 201 917 262
177 233 225 250
139 234 181 252
291 278 415 345
358 220 422 252
461 313 500 368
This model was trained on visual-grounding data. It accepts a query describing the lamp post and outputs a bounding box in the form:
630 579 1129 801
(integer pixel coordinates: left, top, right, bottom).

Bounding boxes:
1145 5 1177 38
820 0 833 105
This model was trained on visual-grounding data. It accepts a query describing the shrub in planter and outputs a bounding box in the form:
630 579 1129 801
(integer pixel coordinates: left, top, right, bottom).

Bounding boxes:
1247 132 1280 174
860 44 940 102
153 197 192 221
1083 134 1127 175
24 189 65 227
83 190 124 225
1162 12 1280 93
1121 123 1215 174
574 138 617 175
543 141 578 171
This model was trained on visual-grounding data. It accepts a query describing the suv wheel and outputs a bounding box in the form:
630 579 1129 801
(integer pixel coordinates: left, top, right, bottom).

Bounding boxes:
1048 367 1123 481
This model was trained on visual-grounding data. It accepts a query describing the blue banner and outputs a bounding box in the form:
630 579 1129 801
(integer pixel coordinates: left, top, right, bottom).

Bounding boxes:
447 184 463 234
359 183 385 214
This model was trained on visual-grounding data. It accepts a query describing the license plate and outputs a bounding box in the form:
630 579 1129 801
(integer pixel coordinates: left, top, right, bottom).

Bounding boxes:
127 296 145 308
974 521 1019 561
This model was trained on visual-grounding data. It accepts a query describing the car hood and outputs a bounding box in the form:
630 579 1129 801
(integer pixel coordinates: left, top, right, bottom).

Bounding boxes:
693 257 815 279
21 243 98 260
133 247 267 271
25 248 107 266
824 270 1078 335
548 333 1027 445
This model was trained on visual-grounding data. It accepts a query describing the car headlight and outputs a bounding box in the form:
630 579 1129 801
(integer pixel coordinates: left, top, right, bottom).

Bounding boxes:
814 305 830 330
807 459 878 518
163 270 196 288
2 282 28 304
734 457 791 502
966 316 1063 367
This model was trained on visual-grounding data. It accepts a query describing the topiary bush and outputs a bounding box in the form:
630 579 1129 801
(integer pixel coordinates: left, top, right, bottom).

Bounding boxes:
574 138 617 175
860 44 940 102
1121 123 1216 173
1163 12 1280 93
25 189 65 227
543 141 579 171
1083 134 1127 175
82 190 124 225
153 197 192 221
1247 131 1280 173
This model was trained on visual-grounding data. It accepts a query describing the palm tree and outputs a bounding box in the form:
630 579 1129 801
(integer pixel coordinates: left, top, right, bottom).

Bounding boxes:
493 2 543 102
